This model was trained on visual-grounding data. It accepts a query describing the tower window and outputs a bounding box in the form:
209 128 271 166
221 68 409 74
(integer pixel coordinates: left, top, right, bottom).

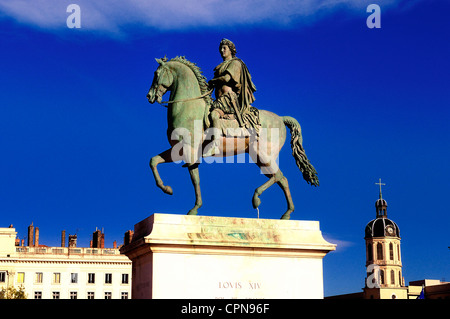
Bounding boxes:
380 270 385 285
368 243 373 261
389 243 394 260
376 243 383 260
390 270 395 285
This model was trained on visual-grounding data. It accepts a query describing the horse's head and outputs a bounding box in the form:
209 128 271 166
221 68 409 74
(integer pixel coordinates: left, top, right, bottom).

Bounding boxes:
147 57 174 104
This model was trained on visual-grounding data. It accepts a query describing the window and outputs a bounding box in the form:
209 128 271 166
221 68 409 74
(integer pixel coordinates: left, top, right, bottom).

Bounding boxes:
17 272 25 283
87 291 95 299
104 292 112 299
88 273 95 284
70 291 78 299
122 273 129 284
399 271 402 286
367 243 373 261
35 272 43 284
390 270 395 285
376 243 383 260
53 273 61 284
121 292 129 299
0 272 5 283
34 291 42 299
380 270 385 285
105 273 112 284
52 291 60 299
389 243 394 260
71 273 78 284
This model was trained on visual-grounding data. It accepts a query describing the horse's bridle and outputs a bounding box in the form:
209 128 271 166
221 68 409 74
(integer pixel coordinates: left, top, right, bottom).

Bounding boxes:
154 65 172 103
155 64 213 106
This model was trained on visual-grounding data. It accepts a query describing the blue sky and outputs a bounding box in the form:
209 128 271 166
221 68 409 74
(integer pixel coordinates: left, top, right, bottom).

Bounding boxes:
0 0 449 297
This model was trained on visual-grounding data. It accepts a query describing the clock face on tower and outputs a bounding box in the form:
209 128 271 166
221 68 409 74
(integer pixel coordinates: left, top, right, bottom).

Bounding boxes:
386 225 395 236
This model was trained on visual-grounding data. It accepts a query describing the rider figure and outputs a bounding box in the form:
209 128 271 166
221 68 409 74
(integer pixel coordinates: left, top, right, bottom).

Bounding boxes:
204 38 258 156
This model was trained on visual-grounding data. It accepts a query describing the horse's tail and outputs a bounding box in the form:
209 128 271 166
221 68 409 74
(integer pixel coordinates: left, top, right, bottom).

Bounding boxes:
282 116 320 187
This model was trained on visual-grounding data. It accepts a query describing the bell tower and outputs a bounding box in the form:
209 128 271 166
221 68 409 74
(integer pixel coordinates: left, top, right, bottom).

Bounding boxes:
363 179 408 299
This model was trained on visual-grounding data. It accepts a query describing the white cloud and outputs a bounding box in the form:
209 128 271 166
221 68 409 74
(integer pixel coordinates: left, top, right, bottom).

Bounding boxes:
0 0 405 35
323 233 355 252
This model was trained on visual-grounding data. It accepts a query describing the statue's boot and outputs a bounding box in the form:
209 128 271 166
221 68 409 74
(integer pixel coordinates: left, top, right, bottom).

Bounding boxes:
203 138 220 157
203 111 221 157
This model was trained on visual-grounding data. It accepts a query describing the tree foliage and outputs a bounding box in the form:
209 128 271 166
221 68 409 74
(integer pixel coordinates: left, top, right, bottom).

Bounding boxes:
0 286 27 299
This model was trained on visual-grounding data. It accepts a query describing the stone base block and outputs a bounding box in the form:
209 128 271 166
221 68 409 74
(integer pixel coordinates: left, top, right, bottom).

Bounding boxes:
121 214 336 299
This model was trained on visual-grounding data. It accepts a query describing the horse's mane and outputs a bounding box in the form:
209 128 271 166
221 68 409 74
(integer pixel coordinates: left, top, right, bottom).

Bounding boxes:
170 56 213 107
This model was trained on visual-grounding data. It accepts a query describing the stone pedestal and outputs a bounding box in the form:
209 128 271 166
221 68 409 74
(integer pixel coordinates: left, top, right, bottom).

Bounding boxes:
120 213 336 299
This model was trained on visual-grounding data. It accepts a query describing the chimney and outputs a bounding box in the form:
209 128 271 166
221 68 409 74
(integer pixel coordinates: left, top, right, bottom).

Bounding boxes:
27 222 34 246
124 230 134 246
61 230 66 247
113 240 117 249
92 229 105 248
68 234 77 248
34 227 39 247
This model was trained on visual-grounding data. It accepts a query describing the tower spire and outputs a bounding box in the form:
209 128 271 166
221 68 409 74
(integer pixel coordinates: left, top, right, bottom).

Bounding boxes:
375 178 386 199
374 178 387 218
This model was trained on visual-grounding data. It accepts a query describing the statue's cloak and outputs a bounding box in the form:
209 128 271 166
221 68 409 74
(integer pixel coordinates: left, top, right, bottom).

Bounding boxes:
214 58 259 132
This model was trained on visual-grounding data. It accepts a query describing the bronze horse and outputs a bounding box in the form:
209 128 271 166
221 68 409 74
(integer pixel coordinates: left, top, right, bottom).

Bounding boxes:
146 56 318 219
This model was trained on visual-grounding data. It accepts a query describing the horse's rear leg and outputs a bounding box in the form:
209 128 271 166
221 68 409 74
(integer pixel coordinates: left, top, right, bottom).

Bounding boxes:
251 142 279 211
277 173 295 220
250 143 295 219
252 169 295 220
150 149 173 195
252 174 276 210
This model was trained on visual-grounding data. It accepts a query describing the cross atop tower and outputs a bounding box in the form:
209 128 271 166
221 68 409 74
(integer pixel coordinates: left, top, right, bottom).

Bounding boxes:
375 178 386 199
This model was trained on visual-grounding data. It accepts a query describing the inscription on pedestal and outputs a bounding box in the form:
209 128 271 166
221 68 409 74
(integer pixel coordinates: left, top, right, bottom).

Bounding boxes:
215 281 262 298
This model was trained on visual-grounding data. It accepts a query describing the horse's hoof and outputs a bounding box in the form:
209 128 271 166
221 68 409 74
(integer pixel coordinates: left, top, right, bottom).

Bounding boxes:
252 195 261 209
187 209 198 216
162 185 173 195
280 212 291 220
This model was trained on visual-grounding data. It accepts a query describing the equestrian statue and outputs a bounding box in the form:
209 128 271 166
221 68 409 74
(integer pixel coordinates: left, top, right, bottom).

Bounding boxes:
146 39 319 220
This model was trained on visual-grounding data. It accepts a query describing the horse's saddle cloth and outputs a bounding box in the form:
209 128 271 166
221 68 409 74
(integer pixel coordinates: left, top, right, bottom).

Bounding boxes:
218 116 252 137
204 103 261 137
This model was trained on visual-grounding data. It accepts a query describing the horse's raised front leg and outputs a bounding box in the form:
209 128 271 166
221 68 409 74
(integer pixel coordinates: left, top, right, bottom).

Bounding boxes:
187 163 202 215
149 148 173 195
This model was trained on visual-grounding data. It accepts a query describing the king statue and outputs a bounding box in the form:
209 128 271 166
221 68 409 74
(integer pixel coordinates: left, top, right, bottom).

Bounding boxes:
204 38 260 156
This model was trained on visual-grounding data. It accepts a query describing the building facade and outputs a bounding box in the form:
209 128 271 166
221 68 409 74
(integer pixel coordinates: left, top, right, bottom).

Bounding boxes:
0 225 132 299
